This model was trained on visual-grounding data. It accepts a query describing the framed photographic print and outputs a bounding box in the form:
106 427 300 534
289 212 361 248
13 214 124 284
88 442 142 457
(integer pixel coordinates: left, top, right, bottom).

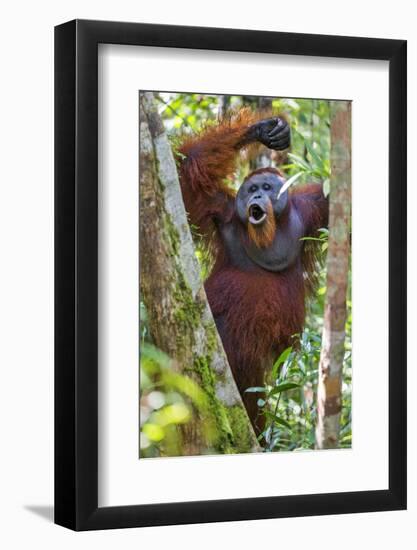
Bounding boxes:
55 19 407 531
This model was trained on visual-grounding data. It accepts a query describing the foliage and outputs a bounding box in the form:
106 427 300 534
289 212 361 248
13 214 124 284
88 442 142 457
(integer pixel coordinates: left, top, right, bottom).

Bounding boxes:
157 93 220 132
140 341 215 458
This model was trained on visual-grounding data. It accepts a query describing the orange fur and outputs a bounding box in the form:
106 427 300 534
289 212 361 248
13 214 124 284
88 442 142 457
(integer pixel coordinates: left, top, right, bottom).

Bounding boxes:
175 107 328 435
205 264 305 433
177 107 274 193
247 200 276 248
176 108 279 242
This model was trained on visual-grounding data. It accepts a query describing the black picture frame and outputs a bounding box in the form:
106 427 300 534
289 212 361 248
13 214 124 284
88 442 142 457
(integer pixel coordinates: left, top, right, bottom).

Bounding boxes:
55 19 407 531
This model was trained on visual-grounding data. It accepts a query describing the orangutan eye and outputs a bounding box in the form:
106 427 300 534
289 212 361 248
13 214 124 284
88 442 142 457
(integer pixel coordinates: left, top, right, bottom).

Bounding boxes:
249 184 258 193
263 183 271 191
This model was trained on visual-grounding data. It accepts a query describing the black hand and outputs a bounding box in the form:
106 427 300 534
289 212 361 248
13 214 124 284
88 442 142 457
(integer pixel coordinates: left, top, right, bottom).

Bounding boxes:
251 117 291 151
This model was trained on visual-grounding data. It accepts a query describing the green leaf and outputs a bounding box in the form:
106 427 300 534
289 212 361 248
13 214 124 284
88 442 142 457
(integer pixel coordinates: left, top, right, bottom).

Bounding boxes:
287 153 311 171
265 411 292 431
272 346 292 379
270 382 301 395
300 236 324 242
274 416 292 430
305 141 323 170
142 423 165 442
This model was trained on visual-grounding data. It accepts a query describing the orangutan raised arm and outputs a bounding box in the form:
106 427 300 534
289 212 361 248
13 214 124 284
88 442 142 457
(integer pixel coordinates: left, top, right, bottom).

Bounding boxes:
176 109 290 240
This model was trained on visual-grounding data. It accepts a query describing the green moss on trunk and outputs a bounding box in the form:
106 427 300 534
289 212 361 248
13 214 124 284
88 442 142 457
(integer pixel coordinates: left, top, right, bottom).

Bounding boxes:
227 406 258 453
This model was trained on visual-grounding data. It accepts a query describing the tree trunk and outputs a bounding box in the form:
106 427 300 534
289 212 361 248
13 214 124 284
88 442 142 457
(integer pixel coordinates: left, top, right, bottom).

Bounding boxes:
315 101 351 449
139 92 260 455
218 94 231 118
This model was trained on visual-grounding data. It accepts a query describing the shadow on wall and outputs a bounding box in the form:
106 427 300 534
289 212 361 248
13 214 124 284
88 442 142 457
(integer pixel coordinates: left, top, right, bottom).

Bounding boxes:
24 505 54 523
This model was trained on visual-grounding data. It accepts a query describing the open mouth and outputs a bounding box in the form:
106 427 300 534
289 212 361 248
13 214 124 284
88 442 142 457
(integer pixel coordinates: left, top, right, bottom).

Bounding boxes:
248 204 267 225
